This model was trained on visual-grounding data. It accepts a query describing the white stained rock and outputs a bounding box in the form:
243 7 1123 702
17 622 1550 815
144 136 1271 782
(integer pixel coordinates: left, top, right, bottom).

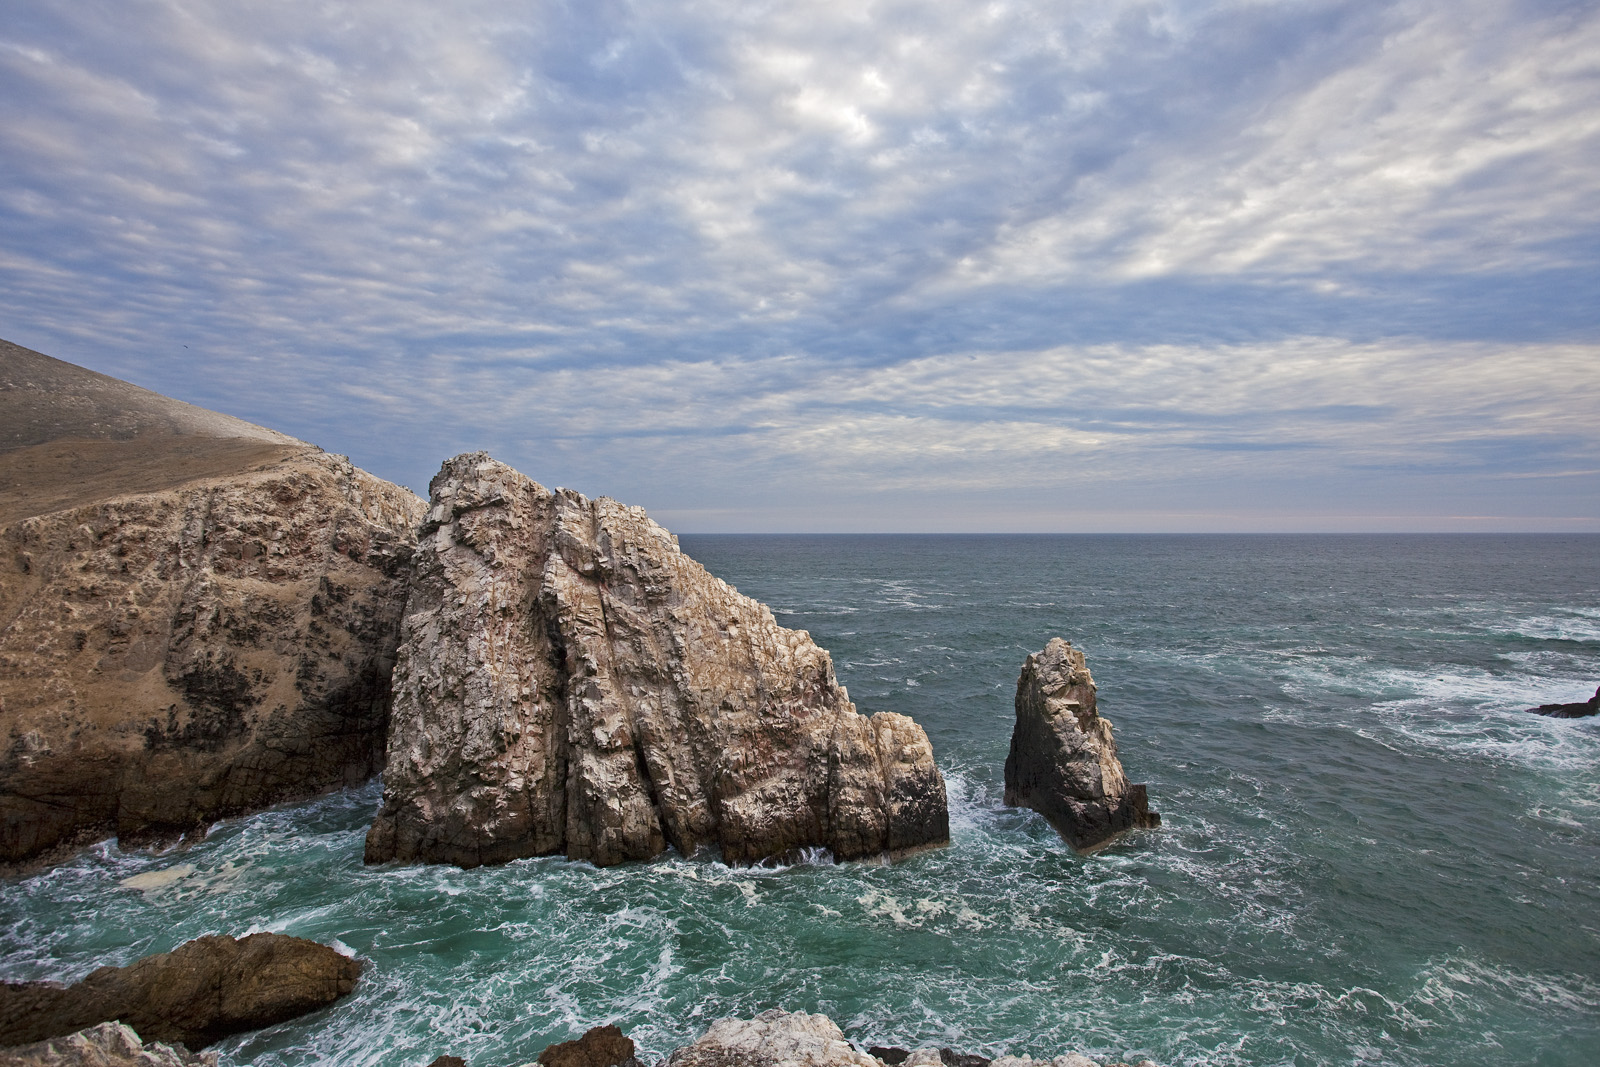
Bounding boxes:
0 1021 216 1066
366 453 949 869
666 1010 884 1067
902 1051 944 1067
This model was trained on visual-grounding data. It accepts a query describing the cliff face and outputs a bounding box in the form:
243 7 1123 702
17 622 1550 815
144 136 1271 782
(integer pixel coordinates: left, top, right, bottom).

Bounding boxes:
1003 639 1158 851
366 453 948 868
0 451 424 866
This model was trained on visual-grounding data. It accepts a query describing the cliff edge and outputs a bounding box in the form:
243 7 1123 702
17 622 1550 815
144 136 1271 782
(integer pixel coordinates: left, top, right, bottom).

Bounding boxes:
0 340 425 867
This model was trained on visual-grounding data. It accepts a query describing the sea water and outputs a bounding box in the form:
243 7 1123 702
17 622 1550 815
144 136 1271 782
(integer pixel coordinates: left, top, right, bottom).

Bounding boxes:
2 535 1597 1067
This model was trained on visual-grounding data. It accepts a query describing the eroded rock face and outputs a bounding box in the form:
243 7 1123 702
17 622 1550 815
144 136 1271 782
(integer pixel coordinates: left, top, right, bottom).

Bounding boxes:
0 450 424 867
0 1022 217 1067
365 453 948 868
1003 639 1159 851
0 934 360 1050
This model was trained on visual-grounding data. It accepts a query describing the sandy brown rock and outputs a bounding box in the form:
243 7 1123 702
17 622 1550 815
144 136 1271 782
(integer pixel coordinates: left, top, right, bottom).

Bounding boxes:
0 1021 217 1067
0 342 425 868
366 453 948 868
1003 639 1159 851
539 1024 640 1067
0 934 359 1050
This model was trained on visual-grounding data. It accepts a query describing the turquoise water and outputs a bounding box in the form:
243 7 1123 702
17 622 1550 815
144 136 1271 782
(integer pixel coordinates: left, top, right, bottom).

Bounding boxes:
3 535 1598 1066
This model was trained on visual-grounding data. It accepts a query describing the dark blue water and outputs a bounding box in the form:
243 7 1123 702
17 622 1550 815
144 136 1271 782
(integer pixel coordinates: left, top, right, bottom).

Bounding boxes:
4 535 1597 1066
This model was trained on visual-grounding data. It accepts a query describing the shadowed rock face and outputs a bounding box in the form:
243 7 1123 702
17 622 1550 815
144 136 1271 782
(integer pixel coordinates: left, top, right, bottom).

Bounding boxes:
365 452 949 868
1003 639 1158 851
0 934 359 1050
0 340 425 868
539 1024 641 1067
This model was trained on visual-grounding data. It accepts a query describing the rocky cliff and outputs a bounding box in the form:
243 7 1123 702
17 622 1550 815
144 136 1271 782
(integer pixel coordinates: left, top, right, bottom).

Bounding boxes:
1003 639 1158 851
366 453 948 868
0 341 425 867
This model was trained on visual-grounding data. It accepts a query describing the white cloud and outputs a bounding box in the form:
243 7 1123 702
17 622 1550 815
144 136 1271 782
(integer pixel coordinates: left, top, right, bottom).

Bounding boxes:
0 0 1595 528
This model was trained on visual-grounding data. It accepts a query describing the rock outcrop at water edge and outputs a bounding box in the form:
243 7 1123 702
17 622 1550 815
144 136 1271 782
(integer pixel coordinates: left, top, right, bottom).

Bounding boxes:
665 1012 1159 1067
365 452 949 868
0 341 425 868
1525 686 1600 718
1003 639 1159 851
0 1022 217 1067
0 933 360 1050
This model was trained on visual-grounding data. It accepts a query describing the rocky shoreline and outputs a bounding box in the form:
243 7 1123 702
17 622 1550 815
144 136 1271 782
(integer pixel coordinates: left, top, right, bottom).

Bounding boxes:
3 1011 1157 1067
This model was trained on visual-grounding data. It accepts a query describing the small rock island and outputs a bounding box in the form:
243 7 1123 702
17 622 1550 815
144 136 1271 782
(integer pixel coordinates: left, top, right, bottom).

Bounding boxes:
1003 639 1159 851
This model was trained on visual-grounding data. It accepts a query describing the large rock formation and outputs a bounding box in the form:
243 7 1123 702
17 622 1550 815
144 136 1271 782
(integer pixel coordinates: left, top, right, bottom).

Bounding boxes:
366 453 948 868
0 934 360 1050
0 340 425 867
0 1022 217 1067
1003 639 1158 851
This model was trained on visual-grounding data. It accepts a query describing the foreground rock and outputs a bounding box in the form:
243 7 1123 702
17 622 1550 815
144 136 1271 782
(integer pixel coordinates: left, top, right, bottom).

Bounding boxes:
1526 686 1599 718
0 933 359 1050
0 1022 216 1067
538 1025 641 1067
1004 639 1159 851
667 1011 883 1067
0 341 425 868
666 1013 1156 1067
366 453 948 868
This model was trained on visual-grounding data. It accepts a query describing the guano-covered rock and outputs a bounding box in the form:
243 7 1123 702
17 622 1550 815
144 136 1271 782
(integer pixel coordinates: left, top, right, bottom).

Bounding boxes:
365 452 948 868
1003 638 1158 851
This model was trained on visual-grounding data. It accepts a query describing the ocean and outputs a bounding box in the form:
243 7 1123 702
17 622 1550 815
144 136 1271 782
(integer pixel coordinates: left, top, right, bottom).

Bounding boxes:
3 535 1597 1067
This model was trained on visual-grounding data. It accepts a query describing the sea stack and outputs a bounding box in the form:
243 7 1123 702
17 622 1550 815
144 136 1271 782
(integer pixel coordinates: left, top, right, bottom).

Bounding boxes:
0 340 425 867
365 452 949 868
1003 638 1158 850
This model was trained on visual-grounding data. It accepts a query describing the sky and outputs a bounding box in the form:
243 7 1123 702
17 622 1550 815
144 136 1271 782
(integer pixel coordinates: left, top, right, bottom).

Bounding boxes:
2 0 1597 532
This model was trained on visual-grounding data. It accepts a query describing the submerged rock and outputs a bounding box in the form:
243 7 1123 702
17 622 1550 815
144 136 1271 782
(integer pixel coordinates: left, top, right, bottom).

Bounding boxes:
0 1021 216 1067
366 453 948 868
0 933 360 1050
1003 639 1159 851
0 341 425 868
1526 686 1600 718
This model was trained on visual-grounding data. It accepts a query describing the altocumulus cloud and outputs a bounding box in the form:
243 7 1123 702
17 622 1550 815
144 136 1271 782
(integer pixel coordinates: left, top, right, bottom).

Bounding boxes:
1 0 1596 530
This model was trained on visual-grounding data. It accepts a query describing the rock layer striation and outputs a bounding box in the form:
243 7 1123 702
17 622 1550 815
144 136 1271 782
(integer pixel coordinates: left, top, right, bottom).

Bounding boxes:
366 453 948 868
0 934 359 1050
0 343 424 867
1004 639 1158 851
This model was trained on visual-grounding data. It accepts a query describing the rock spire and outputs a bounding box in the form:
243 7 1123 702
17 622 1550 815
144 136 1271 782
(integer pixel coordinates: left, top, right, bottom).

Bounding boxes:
1003 638 1158 850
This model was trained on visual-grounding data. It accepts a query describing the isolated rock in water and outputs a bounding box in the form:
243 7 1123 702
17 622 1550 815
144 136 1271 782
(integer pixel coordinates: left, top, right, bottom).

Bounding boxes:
366 453 948 868
666 1010 883 1067
1004 639 1159 850
0 933 359 1050
1526 686 1600 718
0 1021 217 1067
539 1025 640 1067
0 341 425 868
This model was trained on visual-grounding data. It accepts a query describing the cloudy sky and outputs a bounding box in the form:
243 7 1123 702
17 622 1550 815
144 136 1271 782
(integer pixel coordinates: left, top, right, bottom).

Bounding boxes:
3 0 1596 531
